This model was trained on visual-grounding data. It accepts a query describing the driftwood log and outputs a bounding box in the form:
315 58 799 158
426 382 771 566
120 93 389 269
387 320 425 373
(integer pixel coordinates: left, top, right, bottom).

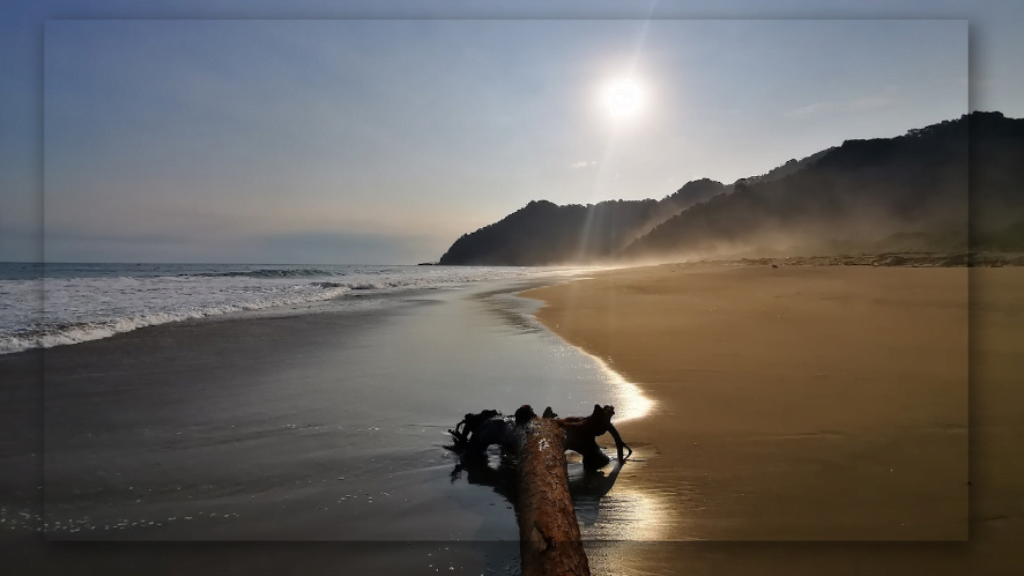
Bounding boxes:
447 404 632 576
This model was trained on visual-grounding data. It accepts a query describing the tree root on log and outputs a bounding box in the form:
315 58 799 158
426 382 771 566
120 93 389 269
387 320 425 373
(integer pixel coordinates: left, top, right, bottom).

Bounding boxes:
446 404 632 469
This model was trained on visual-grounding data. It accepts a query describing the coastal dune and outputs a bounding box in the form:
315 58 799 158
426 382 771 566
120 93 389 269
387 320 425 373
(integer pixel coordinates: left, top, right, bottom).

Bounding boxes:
523 263 969 541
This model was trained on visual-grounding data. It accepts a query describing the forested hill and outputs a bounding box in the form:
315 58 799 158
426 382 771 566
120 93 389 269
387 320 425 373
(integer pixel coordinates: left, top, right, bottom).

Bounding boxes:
622 112 1023 259
437 178 725 265
438 112 1024 265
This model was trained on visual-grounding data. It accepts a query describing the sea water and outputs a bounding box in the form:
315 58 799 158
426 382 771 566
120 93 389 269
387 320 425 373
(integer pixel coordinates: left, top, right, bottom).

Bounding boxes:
0 263 571 354
3 261 661 575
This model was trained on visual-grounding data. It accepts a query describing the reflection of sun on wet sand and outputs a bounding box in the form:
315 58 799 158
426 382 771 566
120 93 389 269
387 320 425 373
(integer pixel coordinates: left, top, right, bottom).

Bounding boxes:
522 263 970 542
588 353 654 424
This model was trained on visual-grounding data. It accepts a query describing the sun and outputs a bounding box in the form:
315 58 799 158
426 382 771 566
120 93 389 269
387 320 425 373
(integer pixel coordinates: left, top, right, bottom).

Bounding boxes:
603 79 643 118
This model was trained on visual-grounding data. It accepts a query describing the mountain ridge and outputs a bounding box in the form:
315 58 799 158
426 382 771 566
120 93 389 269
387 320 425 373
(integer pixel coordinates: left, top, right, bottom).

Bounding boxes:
438 112 1023 265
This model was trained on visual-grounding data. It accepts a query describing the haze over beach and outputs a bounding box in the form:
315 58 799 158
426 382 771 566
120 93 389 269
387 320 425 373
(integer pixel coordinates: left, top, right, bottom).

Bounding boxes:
1 7 1023 576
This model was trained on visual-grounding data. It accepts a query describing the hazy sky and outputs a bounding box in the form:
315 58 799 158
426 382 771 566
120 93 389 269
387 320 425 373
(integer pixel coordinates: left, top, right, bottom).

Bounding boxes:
3 1 1022 264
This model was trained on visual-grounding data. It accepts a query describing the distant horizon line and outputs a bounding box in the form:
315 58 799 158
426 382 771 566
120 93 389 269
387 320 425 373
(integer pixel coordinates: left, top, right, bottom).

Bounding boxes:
0 261 445 267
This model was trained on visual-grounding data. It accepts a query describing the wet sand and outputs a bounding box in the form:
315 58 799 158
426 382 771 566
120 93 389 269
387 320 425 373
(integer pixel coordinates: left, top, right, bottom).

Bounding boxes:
524 264 1024 573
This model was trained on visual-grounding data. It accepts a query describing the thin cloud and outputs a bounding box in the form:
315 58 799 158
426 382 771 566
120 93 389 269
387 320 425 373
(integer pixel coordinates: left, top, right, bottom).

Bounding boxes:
848 96 891 111
786 96 895 118
786 102 834 118
569 160 598 168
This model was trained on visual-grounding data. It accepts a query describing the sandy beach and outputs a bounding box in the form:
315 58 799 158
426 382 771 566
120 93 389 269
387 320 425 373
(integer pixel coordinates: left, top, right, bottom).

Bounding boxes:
524 264 1023 572
2 265 1020 575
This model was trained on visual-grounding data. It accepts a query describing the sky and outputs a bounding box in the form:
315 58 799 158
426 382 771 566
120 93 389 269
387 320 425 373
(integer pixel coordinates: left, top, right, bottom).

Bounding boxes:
2 1 1022 264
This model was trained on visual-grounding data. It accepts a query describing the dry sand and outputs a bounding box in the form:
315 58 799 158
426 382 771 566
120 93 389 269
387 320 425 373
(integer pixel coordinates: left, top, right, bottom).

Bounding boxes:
524 265 1023 572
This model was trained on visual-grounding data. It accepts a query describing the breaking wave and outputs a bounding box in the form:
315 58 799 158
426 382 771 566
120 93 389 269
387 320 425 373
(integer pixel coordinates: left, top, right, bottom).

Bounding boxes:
0 264 576 354
0 282 355 355
184 268 341 279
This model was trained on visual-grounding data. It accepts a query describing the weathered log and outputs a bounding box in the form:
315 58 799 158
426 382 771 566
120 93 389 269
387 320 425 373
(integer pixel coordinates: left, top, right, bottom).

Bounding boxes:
447 404 633 576
513 405 591 576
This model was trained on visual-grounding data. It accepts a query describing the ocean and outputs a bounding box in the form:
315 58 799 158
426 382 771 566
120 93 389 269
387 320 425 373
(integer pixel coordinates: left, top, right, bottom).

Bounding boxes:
1 262 654 573
0 263 568 354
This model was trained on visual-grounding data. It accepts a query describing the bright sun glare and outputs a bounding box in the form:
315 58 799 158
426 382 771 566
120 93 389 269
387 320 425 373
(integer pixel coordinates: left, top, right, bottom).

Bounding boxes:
603 79 643 118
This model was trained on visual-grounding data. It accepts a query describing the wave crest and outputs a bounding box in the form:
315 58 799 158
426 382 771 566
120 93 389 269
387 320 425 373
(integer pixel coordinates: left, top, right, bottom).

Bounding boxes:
184 268 340 279
0 283 354 355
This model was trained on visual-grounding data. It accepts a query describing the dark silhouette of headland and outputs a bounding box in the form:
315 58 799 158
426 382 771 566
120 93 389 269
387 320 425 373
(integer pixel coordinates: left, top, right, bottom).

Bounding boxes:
438 112 1024 265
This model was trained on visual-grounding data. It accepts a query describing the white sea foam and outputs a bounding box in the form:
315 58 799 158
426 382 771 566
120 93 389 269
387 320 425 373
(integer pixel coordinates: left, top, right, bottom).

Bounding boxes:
0 265 576 354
